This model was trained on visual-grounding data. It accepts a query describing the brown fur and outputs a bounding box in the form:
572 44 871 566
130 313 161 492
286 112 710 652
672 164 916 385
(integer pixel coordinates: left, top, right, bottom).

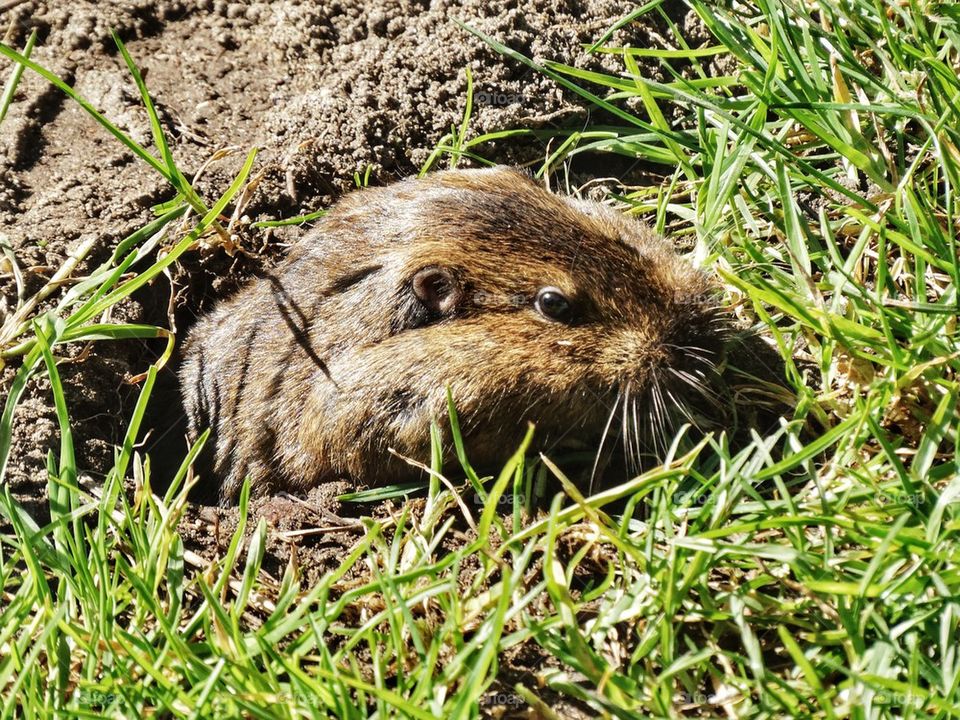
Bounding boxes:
180 166 723 504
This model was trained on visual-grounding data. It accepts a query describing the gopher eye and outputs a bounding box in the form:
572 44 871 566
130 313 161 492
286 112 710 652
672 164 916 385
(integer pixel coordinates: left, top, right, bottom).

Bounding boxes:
535 287 573 323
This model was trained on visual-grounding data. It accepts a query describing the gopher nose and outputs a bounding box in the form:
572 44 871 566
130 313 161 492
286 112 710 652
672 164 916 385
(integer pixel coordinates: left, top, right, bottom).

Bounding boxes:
602 325 723 379
598 329 667 378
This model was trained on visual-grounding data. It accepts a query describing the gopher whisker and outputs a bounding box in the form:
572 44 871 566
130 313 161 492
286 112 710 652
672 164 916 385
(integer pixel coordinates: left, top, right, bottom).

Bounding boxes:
590 387 623 494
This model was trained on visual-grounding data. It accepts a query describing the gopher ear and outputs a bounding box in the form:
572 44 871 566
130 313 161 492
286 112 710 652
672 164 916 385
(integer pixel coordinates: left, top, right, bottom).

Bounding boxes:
412 266 461 314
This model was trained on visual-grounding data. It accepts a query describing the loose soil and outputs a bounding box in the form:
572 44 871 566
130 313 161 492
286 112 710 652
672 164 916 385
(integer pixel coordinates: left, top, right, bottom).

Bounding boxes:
1 1 722 713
